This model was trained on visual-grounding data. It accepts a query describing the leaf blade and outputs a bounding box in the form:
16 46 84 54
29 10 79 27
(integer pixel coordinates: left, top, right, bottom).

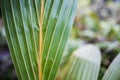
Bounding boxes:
1 0 40 79
102 54 120 80
65 44 101 80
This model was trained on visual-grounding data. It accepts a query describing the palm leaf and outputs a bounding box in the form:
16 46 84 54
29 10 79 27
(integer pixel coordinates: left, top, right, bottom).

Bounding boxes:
1 0 78 80
102 53 120 80
42 0 78 79
1 0 41 80
65 44 101 80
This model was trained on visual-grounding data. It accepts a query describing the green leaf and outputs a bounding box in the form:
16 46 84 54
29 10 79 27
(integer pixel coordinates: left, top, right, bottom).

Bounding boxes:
102 54 120 80
42 0 78 79
1 0 41 80
1 0 78 80
65 44 101 80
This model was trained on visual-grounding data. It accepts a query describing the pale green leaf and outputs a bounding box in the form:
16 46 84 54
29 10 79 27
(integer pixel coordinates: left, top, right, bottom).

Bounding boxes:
65 44 101 80
102 53 120 80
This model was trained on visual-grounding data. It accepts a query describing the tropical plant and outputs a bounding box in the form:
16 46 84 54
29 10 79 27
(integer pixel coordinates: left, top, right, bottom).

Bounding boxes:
1 0 78 80
1 0 120 80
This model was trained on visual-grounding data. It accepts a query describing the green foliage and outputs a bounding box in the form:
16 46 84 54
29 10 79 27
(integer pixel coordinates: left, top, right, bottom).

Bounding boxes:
58 44 120 80
42 0 78 80
1 0 40 80
1 0 78 80
1 0 120 80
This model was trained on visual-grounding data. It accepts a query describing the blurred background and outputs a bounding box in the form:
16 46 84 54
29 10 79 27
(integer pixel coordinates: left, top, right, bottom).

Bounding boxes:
0 0 120 80
0 2 18 80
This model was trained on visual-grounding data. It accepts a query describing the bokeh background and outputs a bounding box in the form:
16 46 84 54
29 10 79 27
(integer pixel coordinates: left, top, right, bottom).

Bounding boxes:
0 0 120 80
